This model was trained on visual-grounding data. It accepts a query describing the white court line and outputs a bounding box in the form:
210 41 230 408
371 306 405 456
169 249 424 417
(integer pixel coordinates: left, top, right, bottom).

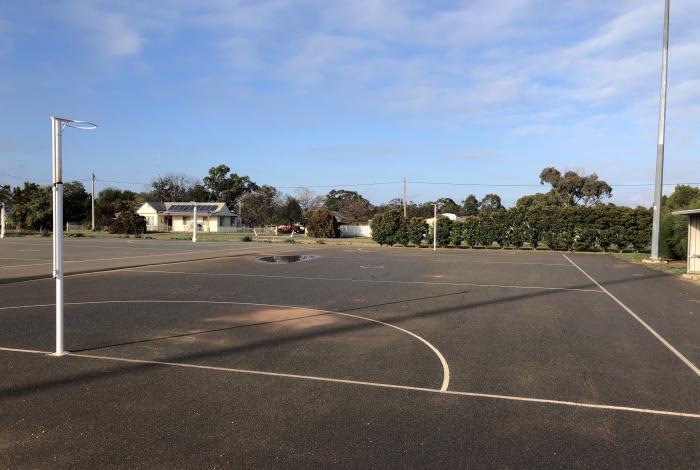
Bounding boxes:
0 240 239 253
0 246 317 285
0 244 313 270
322 255 575 267
0 346 48 354
127 269 604 294
562 254 700 378
1 347 695 419
0 299 450 391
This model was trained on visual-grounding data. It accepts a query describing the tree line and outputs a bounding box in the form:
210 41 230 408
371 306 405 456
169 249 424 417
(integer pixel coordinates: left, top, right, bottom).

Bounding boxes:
1 166 697 259
370 205 652 252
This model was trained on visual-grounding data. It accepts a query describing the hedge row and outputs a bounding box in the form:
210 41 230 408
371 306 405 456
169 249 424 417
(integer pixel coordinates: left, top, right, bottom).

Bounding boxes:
372 205 653 252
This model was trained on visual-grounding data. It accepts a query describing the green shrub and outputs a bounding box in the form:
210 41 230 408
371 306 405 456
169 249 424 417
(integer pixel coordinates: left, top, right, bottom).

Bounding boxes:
449 221 463 247
306 209 340 238
461 218 479 247
428 216 452 248
315 239 325 244
371 209 405 246
660 214 687 259
241 235 253 242
109 210 147 235
284 238 296 244
407 217 428 247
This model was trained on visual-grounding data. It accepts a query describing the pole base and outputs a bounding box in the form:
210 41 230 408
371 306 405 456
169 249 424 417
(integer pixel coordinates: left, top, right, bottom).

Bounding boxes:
49 351 67 357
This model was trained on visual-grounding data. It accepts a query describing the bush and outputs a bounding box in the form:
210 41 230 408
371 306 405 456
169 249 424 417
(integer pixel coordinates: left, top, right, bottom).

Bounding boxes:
306 209 340 238
353 204 656 253
371 209 405 246
449 221 463 247
241 235 253 242
461 218 480 247
660 214 687 259
428 216 452 248
283 238 296 244
407 217 428 247
109 210 147 235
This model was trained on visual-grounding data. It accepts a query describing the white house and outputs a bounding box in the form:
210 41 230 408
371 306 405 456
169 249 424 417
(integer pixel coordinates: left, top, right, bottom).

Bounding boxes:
136 202 240 232
425 213 464 226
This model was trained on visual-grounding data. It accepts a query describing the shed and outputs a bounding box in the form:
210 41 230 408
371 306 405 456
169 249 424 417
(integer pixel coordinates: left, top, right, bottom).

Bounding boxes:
671 208 700 274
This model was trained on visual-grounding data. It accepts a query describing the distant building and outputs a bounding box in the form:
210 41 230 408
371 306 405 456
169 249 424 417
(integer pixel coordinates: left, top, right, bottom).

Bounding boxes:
425 213 464 226
136 202 240 232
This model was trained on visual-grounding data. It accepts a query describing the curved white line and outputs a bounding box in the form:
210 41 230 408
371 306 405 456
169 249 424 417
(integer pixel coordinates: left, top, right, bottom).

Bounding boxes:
0 299 450 391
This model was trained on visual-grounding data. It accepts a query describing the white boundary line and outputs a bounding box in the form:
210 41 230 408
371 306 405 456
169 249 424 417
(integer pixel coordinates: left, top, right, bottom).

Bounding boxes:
0 246 316 283
562 253 700 378
126 269 604 293
322 255 575 267
0 299 450 391
1 346 697 419
0 244 310 270
0 346 48 354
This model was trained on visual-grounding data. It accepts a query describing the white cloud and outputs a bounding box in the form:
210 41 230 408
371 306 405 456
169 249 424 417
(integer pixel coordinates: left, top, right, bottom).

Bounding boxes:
55 1 144 58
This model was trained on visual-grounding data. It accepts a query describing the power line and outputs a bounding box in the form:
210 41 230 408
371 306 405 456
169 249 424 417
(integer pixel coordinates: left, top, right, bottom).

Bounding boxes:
2 172 699 190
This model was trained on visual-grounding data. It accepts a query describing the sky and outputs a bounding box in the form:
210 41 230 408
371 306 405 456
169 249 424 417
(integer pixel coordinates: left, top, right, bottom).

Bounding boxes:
0 0 698 207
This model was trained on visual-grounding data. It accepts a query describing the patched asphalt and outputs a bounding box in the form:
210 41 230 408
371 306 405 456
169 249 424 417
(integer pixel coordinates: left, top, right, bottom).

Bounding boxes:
1 241 699 468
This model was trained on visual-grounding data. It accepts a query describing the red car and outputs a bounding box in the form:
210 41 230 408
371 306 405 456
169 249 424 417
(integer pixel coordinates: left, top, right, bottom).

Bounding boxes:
277 225 303 234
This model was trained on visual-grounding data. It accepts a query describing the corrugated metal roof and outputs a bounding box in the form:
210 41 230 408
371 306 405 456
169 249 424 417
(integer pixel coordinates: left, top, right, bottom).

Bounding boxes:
672 208 700 216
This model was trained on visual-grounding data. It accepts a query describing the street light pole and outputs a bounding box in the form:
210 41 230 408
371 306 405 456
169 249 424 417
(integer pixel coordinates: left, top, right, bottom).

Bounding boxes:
403 177 408 218
433 204 437 251
91 173 96 231
1 203 5 238
651 0 671 260
192 203 198 242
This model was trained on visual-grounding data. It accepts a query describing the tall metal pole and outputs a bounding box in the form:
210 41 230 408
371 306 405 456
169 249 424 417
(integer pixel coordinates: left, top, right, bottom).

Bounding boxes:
51 116 65 356
91 173 95 230
433 204 437 251
192 204 197 242
0 203 5 238
403 177 407 218
651 0 670 260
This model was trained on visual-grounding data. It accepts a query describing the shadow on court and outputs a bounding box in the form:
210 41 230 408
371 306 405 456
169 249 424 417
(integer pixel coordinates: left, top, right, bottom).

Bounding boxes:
0 269 672 401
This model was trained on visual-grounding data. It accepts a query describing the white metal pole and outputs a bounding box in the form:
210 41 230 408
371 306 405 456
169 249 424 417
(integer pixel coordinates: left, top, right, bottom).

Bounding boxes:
52 116 65 356
192 204 197 242
433 204 437 251
1 203 5 238
403 177 407 218
91 173 95 231
651 0 671 260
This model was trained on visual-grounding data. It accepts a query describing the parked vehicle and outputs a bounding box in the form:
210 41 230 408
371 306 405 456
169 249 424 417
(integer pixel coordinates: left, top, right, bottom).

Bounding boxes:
277 224 303 234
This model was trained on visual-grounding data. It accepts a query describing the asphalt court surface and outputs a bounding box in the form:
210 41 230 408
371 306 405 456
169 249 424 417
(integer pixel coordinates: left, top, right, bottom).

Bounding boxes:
1 239 699 468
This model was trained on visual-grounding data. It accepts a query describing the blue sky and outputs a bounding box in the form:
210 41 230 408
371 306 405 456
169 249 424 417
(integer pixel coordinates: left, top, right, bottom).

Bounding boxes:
1 0 698 207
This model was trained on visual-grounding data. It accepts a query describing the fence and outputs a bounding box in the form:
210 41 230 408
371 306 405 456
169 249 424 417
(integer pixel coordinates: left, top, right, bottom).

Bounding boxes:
340 225 372 238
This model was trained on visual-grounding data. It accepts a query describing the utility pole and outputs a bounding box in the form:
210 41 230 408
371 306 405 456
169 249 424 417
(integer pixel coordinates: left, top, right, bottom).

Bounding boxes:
91 173 95 231
651 0 670 260
403 177 408 218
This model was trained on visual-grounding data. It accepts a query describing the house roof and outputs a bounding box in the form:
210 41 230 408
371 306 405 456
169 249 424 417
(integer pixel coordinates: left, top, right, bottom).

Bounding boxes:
140 202 237 216
329 211 346 224
672 208 700 216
